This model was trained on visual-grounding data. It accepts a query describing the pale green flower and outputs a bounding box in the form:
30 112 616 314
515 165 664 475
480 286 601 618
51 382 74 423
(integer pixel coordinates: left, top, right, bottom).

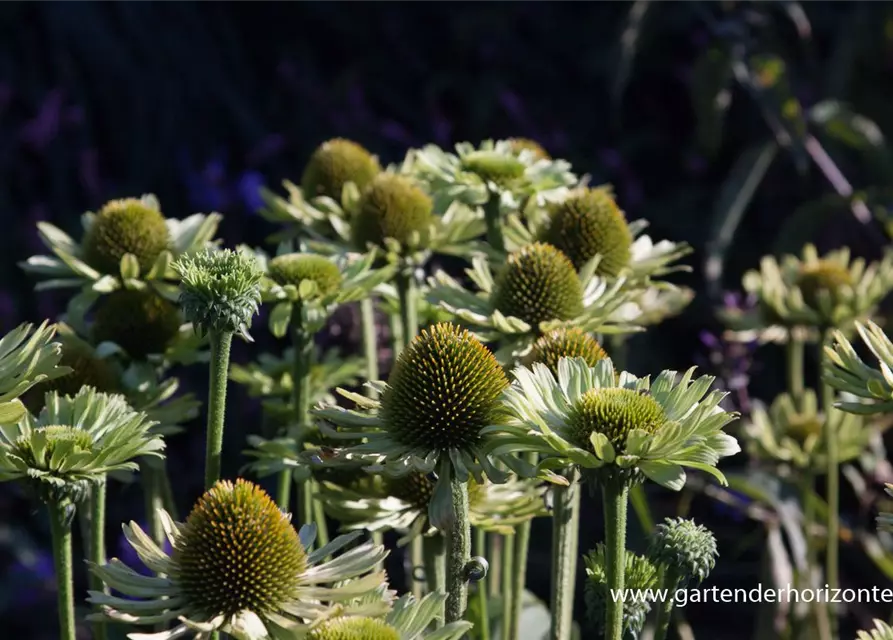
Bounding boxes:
255 248 396 337
858 619 893 640
318 472 549 545
743 390 869 471
173 248 264 340
489 357 740 490
404 139 577 216
0 321 69 425
88 478 389 640
20 194 220 301
823 320 893 414
312 323 549 529
426 244 641 363
0 386 164 504
740 245 893 333
296 592 473 640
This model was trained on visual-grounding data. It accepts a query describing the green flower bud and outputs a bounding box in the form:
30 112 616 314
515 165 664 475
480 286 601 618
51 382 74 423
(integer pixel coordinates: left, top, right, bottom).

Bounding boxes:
491 243 584 328
584 543 659 639
268 254 343 297
301 138 381 201
539 188 633 275
353 173 434 250
173 249 263 338
92 289 182 359
309 617 400 640
648 517 718 585
174 479 308 619
527 328 607 374
83 198 171 274
566 388 666 453
381 323 508 451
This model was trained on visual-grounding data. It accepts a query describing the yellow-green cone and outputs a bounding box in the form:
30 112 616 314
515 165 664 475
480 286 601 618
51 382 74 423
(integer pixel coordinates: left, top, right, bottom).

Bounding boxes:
539 188 633 275
301 138 381 201
309 617 400 640
24 338 120 412
566 388 666 452
508 137 550 161
352 173 434 250
796 260 853 311
527 328 608 373
92 289 182 359
268 254 343 296
83 198 171 274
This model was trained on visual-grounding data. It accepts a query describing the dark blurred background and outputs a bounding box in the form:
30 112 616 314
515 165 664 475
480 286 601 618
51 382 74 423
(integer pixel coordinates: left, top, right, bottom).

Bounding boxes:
3 2 893 638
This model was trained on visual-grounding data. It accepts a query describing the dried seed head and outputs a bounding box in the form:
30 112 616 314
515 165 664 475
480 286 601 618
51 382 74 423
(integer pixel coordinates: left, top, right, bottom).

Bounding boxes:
491 243 584 327
173 479 307 618
353 173 434 250
83 198 170 274
381 323 508 451
309 617 400 640
268 254 343 297
301 138 380 201
539 189 633 275
527 328 607 374
567 388 666 453
92 289 182 359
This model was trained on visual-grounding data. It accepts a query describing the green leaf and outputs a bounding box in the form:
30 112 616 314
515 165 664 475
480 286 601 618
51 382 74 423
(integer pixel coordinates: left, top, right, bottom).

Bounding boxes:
0 399 26 425
120 253 140 280
268 302 292 339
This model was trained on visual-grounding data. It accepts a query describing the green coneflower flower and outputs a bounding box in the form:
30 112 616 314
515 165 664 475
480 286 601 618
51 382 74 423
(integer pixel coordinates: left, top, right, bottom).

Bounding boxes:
0 322 70 425
92 288 183 360
269 254 344 296
314 322 545 526
0 386 163 505
584 544 658 640
174 248 264 340
427 246 637 364
858 619 893 640
491 243 584 327
507 137 550 161
736 245 893 336
538 188 633 276
648 518 718 586
353 173 435 253
297 592 472 640
301 138 381 202
492 357 739 490
823 320 893 415
83 197 171 274
88 478 389 640
319 472 548 545
743 390 868 471
527 328 607 374
21 194 221 296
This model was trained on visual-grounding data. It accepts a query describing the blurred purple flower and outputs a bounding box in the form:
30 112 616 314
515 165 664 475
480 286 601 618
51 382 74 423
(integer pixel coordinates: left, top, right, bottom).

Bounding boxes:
237 171 266 212
7 550 55 607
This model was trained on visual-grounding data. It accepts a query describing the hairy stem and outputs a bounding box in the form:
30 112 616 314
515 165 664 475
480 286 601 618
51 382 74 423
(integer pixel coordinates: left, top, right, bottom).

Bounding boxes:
483 193 506 254
652 566 682 640
424 533 447 627
446 476 471 623
474 527 491 640
603 480 630 640
89 480 108 640
142 462 165 547
395 269 419 356
488 534 501 597
787 336 805 401
550 469 581 640
49 501 76 640
204 330 234 489
411 536 425 599
819 329 839 634
360 297 380 399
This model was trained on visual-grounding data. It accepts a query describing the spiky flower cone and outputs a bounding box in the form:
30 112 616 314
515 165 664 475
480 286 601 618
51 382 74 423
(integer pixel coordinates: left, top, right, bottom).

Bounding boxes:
527 328 607 373
567 388 667 454
353 173 434 251
268 254 344 296
796 260 854 314
309 617 399 640
301 138 381 201
491 243 584 328
539 188 633 275
83 198 171 274
92 289 182 359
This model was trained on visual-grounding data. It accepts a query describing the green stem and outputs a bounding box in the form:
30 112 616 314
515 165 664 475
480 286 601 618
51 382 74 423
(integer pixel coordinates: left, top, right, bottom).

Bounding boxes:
395 269 419 355
360 297 379 399
204 331 234 489
424 534 447 627
787 336 805 401
510 522 531 640
411 536 425 599
282 312 314 524
312 482 330 549
793 472 817 640
157 458 179 521
550 469 581 640
501 533 515 637
487 535 501 598
652 566 682 640
474 528 491 640
142 462 165 547
276 472 292 514
603 480 630 640
48 501 76 640
89 480 108 640
483 193 505 254
446 476 471 623
818 328 839 633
